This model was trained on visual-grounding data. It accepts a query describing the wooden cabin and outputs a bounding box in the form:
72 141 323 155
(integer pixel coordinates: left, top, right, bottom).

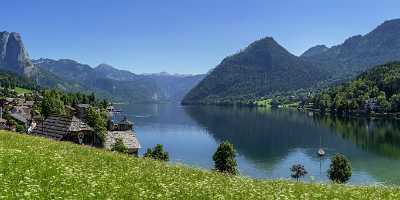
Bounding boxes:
105 117 140 156
30 115 101 146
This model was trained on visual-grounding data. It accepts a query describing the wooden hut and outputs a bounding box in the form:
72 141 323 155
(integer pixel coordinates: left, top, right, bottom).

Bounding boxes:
105 117 140 155
31 115 100 146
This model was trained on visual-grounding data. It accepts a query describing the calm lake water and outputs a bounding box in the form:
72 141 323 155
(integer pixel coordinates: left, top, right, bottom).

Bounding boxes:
114 103 400 185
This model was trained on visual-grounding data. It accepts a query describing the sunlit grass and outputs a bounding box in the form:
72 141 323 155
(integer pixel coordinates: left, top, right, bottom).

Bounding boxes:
0 131 400 199
14 87 32 94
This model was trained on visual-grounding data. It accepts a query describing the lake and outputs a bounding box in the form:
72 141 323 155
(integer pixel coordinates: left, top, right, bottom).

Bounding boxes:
114 103 400 185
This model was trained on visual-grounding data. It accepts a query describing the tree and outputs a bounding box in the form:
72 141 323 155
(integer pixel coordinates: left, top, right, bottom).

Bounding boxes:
40 90 65 118
377 92 390 112
212 141 238 175
83 106 107 146
290 164 307 182
328 154 352 183
111 138 128 154
390 94 400 112
143 144 169 161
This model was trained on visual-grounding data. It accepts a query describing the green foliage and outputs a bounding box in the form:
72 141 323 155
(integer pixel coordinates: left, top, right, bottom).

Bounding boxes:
212 141 238 175
0 131 399 199
0 70 37 91
290 164 307 182
328 154 352 184
15 124 25 133
83 106 107 146
40 90 65 118
311 62 400 114
111 138 128 154
143 144 169 161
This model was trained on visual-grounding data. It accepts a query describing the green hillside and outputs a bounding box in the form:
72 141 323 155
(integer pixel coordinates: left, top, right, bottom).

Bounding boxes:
0 131 399 199
182 37 327 105
311 62 400 114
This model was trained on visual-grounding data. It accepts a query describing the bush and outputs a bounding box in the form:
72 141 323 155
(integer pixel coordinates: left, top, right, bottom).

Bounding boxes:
290 164 307 182
111 138 128 154
83 106 107 146
328 154 352 183
15 124 25 133
143 144 169 161
212 141 238 175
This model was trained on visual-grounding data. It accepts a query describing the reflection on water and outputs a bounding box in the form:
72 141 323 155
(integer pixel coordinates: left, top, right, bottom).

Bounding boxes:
114 103 400 185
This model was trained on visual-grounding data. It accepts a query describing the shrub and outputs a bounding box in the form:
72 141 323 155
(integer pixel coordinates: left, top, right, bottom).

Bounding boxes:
83 106 107 146
212 141 238 175
15 124 25 133
328 154 352 183
290 164 307 182
144 144 169 161
111 138 128 154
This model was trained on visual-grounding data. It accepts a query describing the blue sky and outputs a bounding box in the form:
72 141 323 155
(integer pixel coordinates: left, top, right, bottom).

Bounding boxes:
1 1 399 74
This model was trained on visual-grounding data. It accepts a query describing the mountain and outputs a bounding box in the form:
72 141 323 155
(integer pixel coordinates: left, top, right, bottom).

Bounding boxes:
93 65 205 102
301 45 329 58
33 58 165 103
94 64 138 81
301 19 400 77
142 73 205 102
33 59 204 103
0 32 35 76
182 37 327 105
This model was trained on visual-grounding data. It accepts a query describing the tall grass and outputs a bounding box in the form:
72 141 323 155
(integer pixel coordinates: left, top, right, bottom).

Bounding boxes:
0 131 399 199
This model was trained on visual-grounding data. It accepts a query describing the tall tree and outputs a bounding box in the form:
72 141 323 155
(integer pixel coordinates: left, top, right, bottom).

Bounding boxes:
212 141 238 175
40 90 65 118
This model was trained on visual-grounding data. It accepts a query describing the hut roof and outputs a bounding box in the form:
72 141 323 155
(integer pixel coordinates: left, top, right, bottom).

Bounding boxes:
10 112 28 124
119 116 133 125
76 104 90 109
105 130 141 151
31 115 93 140
23 101 34 107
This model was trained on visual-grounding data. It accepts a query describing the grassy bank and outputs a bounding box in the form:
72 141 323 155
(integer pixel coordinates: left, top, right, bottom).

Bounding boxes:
0 131 400 199
14 87 32 95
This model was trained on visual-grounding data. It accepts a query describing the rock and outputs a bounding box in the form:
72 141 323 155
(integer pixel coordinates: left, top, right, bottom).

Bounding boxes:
0 31 35 76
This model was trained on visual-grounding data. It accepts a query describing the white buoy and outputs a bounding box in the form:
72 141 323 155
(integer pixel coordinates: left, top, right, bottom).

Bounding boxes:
318 148 325 156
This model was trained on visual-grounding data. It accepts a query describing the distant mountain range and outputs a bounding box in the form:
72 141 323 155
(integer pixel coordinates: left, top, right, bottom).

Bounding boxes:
301 18 400 78
183 18 400 105
0 31 205 103
32 58 205 103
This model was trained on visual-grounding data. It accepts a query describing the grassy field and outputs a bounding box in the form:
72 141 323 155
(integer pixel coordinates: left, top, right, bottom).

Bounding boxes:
0 131 400 199
14 87 32 95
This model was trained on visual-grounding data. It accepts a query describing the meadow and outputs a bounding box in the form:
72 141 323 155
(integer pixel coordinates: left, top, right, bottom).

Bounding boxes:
0 131 400 199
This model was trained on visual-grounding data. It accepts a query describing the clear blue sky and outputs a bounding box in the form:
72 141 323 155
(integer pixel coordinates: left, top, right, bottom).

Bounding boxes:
1 0 399 74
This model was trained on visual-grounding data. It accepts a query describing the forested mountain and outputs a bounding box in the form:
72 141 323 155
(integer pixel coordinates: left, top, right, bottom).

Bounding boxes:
310 62 400 114
301 19 400 78
182 37 327 105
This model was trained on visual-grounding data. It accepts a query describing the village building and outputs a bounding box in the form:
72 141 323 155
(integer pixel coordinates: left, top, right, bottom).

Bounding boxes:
30 115 101 146
105 117 141 156
10 105 32 127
